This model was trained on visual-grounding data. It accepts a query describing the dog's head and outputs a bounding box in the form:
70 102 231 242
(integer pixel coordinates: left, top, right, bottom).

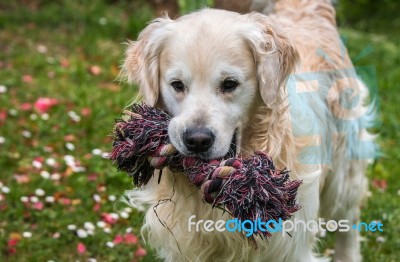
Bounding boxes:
122 9 298 159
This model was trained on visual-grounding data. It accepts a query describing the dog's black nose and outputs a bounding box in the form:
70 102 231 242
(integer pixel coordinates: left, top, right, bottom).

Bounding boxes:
183 128 214 153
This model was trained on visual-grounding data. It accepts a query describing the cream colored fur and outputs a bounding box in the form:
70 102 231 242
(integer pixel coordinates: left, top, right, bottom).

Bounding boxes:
121 1 374 261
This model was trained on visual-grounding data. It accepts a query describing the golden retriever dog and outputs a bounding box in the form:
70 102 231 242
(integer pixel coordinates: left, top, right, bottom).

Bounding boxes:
122 0 375 261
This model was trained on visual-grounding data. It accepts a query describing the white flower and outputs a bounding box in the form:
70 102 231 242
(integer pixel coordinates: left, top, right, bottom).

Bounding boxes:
77 229 88 238
23 231 32 238
1 186 9 194
88 258 97 262
30 113 38 121
120 211 129 219
40 170 50 179
64 155 85 172
65 142 75 151
101 152 110 159
67 224 77 230
84 222 95 231
91 148 102 155
0 136 5 144
37 44 47 53
125 227 133 233
8 109 18 116
72 166 86 173
68 111 81 122
64 155 75 164
124 207 133 213
103 227 111 234
106 241 114 248
110 213 119 220
22 130 32 138
41 113 49 121
0 85 7 93
30 196 39 203
99 17 107 25
93 194 101 203
108 195 116 202
376 236 385 243
20 196 29 203
32 160 42 169
50 173 61 181
35 188 45 196
46 158 56 167
45 196 55 203
96 221 106 228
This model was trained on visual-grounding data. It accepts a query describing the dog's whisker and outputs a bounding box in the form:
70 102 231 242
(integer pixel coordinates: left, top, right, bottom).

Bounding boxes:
229 142 253 157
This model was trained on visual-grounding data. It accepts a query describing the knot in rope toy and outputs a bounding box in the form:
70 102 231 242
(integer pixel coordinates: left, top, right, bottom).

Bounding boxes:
110 103 302 238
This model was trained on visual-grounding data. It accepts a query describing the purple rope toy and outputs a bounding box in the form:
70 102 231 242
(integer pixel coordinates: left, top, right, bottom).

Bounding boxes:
110 103 301 238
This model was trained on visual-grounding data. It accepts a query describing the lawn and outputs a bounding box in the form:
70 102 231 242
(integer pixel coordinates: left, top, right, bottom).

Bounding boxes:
0 1 399 261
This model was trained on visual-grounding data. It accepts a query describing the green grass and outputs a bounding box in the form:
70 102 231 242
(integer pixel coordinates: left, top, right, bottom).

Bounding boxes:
0 1 399 261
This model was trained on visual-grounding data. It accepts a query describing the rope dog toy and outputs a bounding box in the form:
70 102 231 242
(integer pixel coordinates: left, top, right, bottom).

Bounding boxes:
110 103 301 238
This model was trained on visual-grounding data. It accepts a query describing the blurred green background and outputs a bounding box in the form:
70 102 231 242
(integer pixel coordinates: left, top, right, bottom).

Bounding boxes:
0 0 399 261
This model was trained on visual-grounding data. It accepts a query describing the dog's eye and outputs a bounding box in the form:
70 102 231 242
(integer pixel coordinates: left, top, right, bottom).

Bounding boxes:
221 79 239 92
171 80 185 92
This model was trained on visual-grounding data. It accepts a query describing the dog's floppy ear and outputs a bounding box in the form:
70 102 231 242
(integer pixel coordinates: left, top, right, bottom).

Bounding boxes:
122 17 173 106
243 12 299 106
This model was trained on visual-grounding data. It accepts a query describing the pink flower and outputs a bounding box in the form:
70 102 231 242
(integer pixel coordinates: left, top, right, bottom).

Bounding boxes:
0 110 7 124
77 242 86 254
64 134 75 142
8 238 19 247
135 247 147 257
32 202 44 210
60 58 70 68
32 157 44 169
372 179 387 191
34 97 58 114
14 174 30 184
93 202 101 212
124 233 138 245
8 238 19 255
87 173 98 182
113 234 124 245
81 108 91 117
59 198 72 206
22 74 33 83
20 102 32 111
101 213 118 225
89 65 102 75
